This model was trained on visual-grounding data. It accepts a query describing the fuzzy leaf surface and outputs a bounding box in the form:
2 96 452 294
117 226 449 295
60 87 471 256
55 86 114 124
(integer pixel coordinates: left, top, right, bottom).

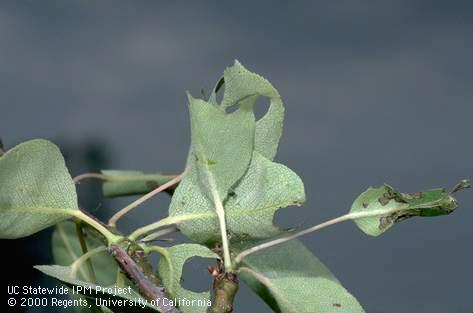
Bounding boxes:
169 62 304 245
220 60 284 161
0 139 77 238
156 244 218 313
170 152 304 244
239 240 365 313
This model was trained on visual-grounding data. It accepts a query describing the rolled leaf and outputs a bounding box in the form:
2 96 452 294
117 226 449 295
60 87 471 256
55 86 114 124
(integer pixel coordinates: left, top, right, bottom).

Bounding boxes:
350 184 460 236
101 170 176 198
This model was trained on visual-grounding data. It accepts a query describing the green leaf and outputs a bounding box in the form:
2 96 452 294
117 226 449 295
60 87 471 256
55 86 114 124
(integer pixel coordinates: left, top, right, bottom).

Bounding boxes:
239 240 365 313
35 265 160 313
350 184 459 236
225 152 305 241
170 152 305 244
101 170 176 197
52 221 115 313
52 221 118 285
156 244 218 313
169 61 304 245
187 91 255 199
220 60 284 161
0 139 78 239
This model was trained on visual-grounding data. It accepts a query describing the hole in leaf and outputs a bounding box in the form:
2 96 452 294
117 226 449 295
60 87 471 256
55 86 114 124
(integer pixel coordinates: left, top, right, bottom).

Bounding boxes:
225 96 271 117
254 96 270 121
273 204 306 232
181 256 215 292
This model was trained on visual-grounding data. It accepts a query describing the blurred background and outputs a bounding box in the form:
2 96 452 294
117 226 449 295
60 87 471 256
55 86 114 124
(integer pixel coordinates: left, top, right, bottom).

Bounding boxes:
1 1 472 312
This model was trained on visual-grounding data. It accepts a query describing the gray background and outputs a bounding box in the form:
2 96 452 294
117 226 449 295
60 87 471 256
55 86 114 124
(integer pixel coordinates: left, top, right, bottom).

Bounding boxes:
1 1 472 313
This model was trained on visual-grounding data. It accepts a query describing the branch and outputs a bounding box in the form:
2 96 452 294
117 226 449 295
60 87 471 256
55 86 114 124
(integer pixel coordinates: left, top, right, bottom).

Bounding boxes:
108 171 185 227
208 261 239 313
109 244 179 313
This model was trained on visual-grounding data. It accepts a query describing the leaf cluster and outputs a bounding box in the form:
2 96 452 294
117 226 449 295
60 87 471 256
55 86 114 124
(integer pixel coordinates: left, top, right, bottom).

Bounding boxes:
0 61 468 313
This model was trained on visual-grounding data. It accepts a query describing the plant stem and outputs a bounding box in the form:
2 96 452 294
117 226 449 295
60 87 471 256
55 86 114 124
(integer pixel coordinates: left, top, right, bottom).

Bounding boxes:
202 161 232 272
75 221 97 282
234 209 404 264
71 210 122 244
142 244 168 255
210 186 232 272
209 264 239 313
108 171 186 227
109 244 179 313
140 227 179 242
73 173 110 184
128 212 210 241
70 246 107 279
237 267 271 292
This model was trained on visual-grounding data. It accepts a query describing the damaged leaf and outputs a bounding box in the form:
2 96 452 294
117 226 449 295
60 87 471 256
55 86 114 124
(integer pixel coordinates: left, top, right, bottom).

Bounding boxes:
170 151 305 244
219 60 284 161
169 61 304 245
156 244 218 313
350 184 462 236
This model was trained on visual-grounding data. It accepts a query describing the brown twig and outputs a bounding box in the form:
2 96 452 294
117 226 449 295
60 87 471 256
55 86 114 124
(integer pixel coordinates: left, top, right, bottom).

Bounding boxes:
208 261 239 313
109 244 179 313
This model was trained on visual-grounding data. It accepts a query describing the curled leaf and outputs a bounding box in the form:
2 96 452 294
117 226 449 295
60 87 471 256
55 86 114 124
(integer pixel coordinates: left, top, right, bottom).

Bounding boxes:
350 184 460 236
